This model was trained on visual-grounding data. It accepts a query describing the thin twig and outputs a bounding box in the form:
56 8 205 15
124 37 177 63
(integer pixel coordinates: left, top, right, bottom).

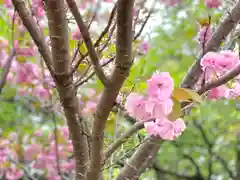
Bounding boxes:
66 0 109 86
75 56 115 87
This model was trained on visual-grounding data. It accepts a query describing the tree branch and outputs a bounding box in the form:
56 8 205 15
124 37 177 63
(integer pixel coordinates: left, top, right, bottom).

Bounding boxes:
45 0 89 179
85 0 135 179
0 48 15 94
65 0 109 86
196 63 240 95
115 137 162 180
181 0 240 89
11 0 54 77
104 122 144 161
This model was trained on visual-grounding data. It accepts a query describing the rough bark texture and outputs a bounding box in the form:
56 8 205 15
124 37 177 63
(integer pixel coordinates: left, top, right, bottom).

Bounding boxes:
115 137 162 180
86 0 135 179
45 1 89 179
181 0 240 89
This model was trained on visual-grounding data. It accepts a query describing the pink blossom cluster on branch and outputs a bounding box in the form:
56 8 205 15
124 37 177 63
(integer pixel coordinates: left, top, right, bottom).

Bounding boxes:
199 50 240 99
125 72 186 140
0 39 53 100
0 127 75 180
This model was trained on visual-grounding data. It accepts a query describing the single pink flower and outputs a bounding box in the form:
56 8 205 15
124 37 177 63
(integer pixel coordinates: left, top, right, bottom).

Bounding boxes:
139 41 149 54
125 93 151 121
147 72 174 100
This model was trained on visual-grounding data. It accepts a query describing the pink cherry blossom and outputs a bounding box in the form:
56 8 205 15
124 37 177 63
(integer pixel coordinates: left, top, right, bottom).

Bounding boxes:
33 153 48 169
47 167 61 180
147 72 174 100
145 118 186 140
173 118 186 137
145 98 173 118
139 41 149 54
34 129 43 137
205 0 221 8
125 93 151 121
198 25 212 44
61 159 76 172
72 29 81 40
24 144 42 161
200 52 219 70
33 86 50 99
217 51 239 70
5 168 24 180
4 0 13 8
207 85 229 100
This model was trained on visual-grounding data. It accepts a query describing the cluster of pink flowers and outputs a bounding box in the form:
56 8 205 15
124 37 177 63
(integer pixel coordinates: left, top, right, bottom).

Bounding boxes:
199 50 240 99
125 72 186 140
0 127 75 180
0 38 53 100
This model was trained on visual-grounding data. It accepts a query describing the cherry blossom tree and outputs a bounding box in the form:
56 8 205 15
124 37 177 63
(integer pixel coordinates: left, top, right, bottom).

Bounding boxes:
1 0 240 179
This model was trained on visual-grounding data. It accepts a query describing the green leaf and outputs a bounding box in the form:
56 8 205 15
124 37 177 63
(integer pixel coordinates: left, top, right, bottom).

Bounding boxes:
172 87 203 103
105 118 115 134
79 43 88 55
168 98 182 121
2 86 17 99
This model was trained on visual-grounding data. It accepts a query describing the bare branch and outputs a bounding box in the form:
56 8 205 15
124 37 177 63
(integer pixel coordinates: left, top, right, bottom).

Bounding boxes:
45 0 89 179
181 0 240 89
66 0 109 86
85 0 135 179
0 48 15 94
11 0 54 76
134 1 155 41
75 56 115 87
94 3 117 47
